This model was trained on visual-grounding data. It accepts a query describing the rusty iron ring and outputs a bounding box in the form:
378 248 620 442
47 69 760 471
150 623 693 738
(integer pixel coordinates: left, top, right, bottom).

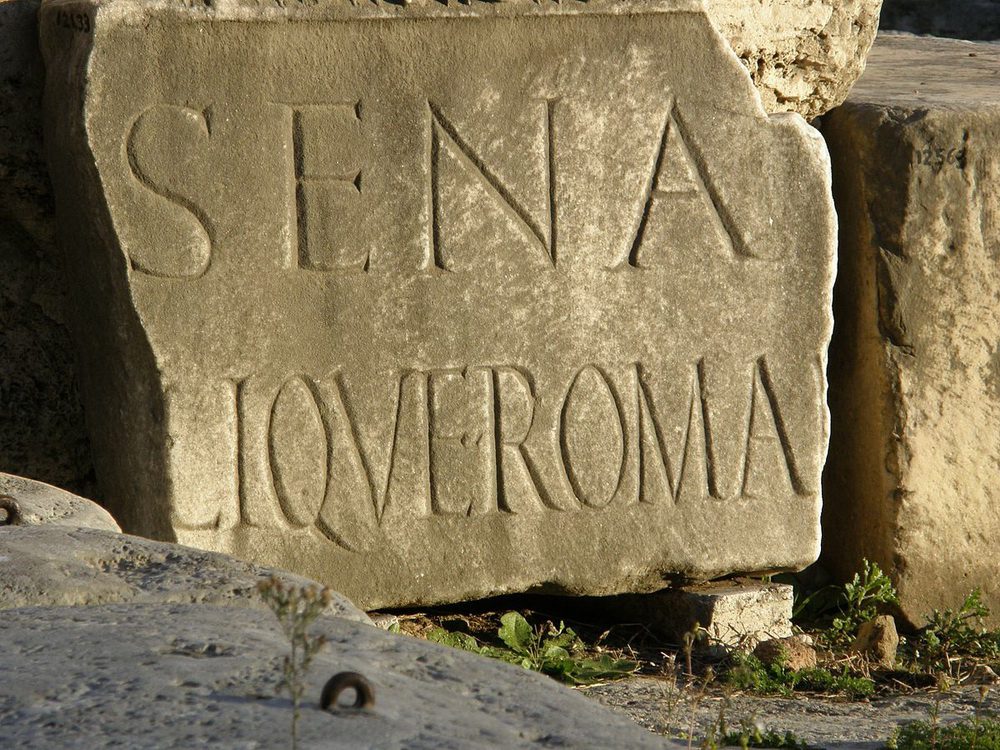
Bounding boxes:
0 495 21 527
320 672 375 711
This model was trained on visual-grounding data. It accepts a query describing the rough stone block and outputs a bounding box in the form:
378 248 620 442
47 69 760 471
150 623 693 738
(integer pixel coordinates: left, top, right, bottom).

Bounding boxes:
823 35 1000 626
706 0 884 120
42 0 836 608
612 580 794 648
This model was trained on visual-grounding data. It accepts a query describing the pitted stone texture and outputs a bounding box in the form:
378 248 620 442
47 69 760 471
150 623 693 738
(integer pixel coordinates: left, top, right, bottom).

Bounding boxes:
851 616 899 668
753 635 818 671
0 525 370 625
823 35 1000 626
42 0 836 609
881 2 1000 42
0 472 119 531
706 0 883 120
0 603 677 749
0 0 93 494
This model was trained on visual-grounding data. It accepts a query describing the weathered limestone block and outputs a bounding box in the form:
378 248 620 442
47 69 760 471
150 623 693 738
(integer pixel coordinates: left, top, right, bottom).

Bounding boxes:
881 2 1000 42
0 0 869 503
823 36 1000 626
705 0 884 120
0 0 93 493
42 0 836 608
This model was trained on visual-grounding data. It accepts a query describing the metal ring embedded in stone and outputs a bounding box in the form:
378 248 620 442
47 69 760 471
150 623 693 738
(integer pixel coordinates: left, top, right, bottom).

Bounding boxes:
0 496 21 526
320 672 375 711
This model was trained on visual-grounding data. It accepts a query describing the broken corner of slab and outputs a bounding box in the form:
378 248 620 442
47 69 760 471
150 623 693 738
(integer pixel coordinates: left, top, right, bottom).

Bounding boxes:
41 0 836 608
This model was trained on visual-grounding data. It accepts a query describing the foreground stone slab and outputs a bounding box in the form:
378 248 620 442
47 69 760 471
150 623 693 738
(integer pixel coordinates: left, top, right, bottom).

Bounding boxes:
0 525 369 623
0 603 678 749
42 0 836 608
823 35 1000 626
0 472 119 531
707 0 884 120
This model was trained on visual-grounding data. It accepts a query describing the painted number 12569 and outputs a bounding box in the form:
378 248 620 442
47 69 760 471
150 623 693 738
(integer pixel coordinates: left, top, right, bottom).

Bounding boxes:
915 145 966 170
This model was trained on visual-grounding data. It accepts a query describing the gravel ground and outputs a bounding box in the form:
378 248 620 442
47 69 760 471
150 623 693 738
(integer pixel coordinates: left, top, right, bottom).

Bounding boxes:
581 676 1000 749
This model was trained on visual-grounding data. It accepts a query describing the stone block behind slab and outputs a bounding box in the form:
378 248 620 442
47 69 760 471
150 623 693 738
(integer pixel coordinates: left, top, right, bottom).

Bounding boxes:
0 0 92 494
42 0 836 609
880 1 1000 42
0 524 369 623
0 471 119 531
823 35 1000 626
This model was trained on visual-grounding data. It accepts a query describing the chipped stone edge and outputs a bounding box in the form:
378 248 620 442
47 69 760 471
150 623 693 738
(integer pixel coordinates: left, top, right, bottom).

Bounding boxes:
42 0 706 24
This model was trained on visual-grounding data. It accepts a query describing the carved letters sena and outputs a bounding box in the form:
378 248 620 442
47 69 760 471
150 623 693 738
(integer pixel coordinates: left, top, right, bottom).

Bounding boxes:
125 95 759 279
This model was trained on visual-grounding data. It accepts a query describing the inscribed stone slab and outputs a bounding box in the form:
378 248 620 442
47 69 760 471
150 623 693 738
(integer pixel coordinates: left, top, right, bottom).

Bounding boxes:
41 0 836 608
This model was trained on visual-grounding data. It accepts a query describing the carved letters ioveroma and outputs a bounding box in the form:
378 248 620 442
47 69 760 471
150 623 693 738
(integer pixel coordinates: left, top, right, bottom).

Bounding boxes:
171 357 813 550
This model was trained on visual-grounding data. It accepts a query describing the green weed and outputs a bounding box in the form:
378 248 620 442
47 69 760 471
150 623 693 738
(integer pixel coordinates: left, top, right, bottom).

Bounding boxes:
719 725 814 749
826 559 899 645
724 653 874 700
887 717 1000 750
427 611 639 685
918 589 1000 669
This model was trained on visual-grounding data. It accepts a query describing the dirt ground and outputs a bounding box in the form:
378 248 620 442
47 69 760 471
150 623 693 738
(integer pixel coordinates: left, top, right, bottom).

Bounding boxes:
583 678 1000 749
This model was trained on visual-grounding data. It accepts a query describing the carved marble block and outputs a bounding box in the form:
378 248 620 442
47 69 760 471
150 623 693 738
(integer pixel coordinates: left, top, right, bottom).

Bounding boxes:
41 0 836 608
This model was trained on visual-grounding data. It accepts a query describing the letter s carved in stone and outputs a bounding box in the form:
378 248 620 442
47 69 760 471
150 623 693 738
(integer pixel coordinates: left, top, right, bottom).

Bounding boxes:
125 105 216 279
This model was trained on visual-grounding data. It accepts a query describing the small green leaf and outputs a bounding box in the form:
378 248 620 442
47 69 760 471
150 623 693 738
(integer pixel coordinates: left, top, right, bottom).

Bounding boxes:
427 627 482 653
499 612 534 655
542 644 571 662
